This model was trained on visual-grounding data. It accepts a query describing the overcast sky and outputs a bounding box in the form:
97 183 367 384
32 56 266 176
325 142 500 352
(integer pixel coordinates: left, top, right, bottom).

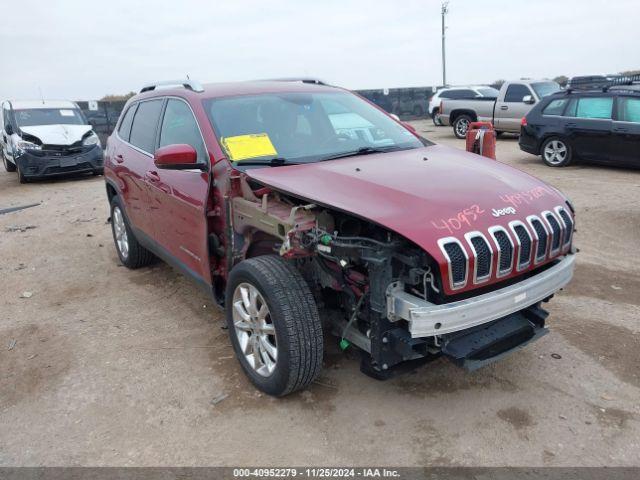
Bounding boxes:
2 0 638 100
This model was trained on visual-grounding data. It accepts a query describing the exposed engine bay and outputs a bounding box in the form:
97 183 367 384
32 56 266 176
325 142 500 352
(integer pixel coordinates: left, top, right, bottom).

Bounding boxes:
227 175 556 377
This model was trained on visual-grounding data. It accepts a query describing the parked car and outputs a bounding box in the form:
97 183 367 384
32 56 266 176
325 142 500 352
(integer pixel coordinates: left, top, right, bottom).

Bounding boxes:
519 84 640 167
429 86 499 126
439 80 561 138
1 100 104 183
105 79 576 396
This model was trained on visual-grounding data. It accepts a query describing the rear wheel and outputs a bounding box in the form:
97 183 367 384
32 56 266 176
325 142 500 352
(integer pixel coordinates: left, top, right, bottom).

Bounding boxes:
541 137 572 167
110 196 155 268
226 255 323 396
453 115 472 139
432 109 443 126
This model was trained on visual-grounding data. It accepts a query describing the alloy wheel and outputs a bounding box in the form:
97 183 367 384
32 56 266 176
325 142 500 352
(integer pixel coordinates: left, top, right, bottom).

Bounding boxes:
543 140 568 165
455 118 470 137
112 206 129 259
232 282 278 377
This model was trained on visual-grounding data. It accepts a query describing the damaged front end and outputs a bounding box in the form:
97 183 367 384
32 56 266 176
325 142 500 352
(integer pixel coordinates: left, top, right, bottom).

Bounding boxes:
227 175 574 378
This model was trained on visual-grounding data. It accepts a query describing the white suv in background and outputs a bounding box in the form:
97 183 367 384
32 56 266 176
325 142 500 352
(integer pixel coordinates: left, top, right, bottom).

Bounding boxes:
429 86 499 125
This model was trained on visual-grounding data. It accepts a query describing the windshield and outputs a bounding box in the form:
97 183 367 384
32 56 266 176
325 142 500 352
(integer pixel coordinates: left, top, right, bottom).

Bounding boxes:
14 108 86 128
204 91 426 165
531 82 561 99
477 87 499 98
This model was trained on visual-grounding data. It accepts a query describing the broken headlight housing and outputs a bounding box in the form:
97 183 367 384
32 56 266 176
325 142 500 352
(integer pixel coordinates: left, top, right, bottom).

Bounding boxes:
83 131 101 148
15 140 41 153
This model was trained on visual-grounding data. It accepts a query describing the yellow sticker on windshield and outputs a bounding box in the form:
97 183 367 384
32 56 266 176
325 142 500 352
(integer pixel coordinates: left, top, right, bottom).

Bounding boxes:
221 133 278 161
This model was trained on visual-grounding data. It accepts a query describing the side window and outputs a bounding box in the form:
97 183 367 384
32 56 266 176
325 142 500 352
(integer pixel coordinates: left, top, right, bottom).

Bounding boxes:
566 97 613 120
619 97 640 123
117 105 137 142
159 99 207 163
504 84 532 103
457 89 477 98
542 99 569 116
129 99 164 153
439 91 454 99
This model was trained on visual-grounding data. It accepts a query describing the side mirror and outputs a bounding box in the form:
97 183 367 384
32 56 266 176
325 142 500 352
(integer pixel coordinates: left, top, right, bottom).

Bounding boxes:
522 95 535 104
154 144 203 170
5 123 14 135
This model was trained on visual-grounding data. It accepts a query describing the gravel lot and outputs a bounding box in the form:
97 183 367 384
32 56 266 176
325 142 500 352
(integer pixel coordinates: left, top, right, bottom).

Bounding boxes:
1 124 639 466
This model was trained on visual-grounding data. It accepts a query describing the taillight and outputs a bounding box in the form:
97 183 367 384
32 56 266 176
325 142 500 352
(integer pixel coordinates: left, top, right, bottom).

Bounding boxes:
440 100 444 112
521 116 527 127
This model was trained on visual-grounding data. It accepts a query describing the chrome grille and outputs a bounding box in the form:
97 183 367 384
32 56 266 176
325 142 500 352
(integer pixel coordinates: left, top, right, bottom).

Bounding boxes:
545 212 562 253
466 233 492 282
511 222 532 270
437 205 573 291
439 238 468 289
490 227 514 276
556 207 574 247
529 217 548 262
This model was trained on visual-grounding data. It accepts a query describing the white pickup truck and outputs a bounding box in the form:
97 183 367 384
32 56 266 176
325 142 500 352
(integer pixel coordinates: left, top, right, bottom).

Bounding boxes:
439 79 561 138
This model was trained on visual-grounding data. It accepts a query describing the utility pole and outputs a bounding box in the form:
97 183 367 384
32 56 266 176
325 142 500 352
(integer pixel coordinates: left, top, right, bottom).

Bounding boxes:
441 1 449 87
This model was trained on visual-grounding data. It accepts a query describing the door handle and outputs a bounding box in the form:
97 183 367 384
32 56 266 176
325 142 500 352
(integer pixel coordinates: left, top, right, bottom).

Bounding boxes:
500 105 508 110
145 170 161 182
566 122 578 128
613 127 628 133
114 154 125 164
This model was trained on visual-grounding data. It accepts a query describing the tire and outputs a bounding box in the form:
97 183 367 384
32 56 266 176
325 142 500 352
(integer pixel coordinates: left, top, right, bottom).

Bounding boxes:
110 195 155 268
226 255 323 397
431 109 443 126
541 137 572 167
453 114 472 139
2 150 16 172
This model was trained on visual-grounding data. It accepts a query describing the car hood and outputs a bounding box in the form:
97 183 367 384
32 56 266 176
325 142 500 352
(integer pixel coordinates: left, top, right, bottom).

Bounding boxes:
244 145 569 289
19 124 92 145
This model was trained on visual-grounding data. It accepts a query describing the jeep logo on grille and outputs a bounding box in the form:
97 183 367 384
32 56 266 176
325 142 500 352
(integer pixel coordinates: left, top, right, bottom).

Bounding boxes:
492 207 517 217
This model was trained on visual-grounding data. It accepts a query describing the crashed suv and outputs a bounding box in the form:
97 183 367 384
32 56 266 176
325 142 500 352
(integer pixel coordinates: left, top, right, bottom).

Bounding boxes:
104 79 576 396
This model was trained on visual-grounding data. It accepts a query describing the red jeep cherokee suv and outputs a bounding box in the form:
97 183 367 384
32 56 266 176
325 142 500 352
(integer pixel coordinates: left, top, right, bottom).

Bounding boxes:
105 79 576 396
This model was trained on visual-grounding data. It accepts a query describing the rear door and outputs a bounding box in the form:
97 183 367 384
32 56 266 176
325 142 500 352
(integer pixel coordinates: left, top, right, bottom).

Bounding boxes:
149 97 211 284
612 96 640 167
495 83 534 131
118 99 164 237
564 95 614 163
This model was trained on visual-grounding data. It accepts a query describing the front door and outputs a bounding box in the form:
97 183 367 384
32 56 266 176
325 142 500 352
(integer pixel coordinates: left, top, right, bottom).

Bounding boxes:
148 97 211 285
612 96 640 167
563 96 614 163
495 83 535 132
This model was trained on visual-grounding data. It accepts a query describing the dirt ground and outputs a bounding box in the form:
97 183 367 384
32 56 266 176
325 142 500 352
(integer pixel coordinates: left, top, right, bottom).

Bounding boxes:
1 124 639 467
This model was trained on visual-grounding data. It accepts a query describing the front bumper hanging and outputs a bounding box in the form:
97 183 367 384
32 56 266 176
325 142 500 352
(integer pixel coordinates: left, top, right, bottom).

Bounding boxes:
386 253 576 338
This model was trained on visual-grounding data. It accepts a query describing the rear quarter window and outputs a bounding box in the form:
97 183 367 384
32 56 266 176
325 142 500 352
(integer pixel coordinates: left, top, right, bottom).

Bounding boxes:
117 105 137 142
129 99 164 153
542 98 569 116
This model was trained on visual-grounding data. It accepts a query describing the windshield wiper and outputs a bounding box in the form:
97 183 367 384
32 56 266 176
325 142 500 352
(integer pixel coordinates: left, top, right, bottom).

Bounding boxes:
319 146 403 162
232 157 297 167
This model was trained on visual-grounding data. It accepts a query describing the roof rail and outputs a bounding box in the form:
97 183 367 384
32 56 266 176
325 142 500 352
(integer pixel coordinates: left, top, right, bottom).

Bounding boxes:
261 77 330 86
566 74 640 93
139 80 204 94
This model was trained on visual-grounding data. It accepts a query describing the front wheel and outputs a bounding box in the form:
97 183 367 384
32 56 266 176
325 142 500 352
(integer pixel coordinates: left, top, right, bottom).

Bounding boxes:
432 109 443 126
2 150 16 172
453 115 472 139
541 137 572 167
226 255 323 396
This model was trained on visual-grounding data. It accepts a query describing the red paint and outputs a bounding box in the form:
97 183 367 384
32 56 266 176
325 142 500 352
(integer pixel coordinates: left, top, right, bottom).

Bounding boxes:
154 144 197 166
244 144 571 295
